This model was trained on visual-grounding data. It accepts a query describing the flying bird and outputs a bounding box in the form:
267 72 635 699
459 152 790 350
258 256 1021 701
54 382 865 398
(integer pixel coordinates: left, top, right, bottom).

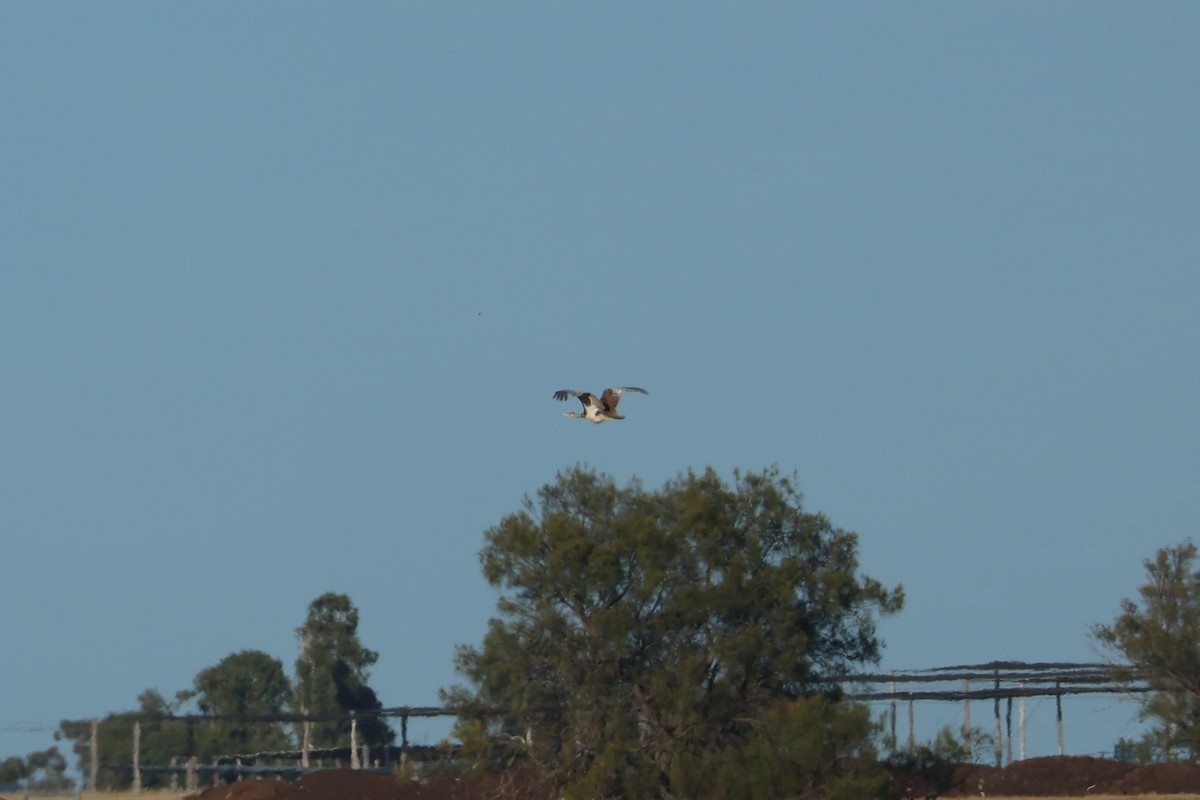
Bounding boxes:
553 386 648 423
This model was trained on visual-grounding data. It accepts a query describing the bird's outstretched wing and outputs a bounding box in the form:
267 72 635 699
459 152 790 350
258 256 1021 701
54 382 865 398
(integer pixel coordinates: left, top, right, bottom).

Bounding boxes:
553 389 601 410
600 386 648 411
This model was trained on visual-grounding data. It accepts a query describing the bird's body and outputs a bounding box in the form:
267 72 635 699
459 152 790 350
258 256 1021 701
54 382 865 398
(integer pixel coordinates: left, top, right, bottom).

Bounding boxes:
553 386 648 423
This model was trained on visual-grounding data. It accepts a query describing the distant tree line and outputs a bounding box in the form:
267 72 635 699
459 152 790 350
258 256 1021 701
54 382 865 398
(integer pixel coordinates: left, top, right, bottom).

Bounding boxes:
52 592 392 790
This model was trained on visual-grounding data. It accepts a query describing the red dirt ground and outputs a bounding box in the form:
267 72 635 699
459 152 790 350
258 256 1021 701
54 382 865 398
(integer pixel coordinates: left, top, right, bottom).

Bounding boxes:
188 756 1200 800
187 768 557 800
895 755 1200 797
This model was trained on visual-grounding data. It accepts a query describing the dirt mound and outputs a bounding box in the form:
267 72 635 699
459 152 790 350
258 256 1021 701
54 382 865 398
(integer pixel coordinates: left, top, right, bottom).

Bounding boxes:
188 771 438 800
914 756 1200 797
952 756 1139 796
1108 761 1200 795
191 757 1200 799
188 779 295 800
188 768 555 800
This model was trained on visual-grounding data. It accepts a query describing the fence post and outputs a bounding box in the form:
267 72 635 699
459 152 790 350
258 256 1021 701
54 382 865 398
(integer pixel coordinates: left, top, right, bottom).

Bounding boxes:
1019 685 1026 761
90 718 99 792
186 756 197 793
962 679 971 737
1005 696 1013 765
301 720 311 768
907 694 915 750
1055 680 1064 755
889 673 897 747
133 721 141 793
350 713 359 769
993 669 1002 768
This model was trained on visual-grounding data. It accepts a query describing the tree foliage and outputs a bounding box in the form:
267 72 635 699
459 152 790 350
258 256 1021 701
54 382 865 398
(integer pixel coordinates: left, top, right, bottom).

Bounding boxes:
59 689 191 789
447 465 903 799
191 649 294 754
58 652 299 789
883 726 993 799
51 593 392 785
0 747 72 791
294 592 393 748
1094 540 1200 759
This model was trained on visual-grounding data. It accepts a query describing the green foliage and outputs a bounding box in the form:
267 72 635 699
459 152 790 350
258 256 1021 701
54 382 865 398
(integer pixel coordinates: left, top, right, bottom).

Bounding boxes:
1113 735 1158 764
22 746 71 791
1093 540 1200 760
0 755 21 783
448 464 903 799
192 649 294 754
884 726 993 799
57 652 296 788
666 696 887 800
53 593 392 786
58 651 298 789
293 591 393 748
59 689 191 789
0 747 72 791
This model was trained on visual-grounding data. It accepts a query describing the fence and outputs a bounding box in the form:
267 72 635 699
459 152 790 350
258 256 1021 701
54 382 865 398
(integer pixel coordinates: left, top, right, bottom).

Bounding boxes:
80 661 1148 791
842 661 1150 766
88 706 457 793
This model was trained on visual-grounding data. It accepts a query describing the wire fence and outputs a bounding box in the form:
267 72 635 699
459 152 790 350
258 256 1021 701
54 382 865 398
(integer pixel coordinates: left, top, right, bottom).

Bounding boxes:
47 661 1150 791
842 660 1150 765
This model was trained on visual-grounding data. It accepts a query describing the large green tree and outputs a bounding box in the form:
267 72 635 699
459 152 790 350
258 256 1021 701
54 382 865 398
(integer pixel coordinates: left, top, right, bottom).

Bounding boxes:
447 465 903 799
1094 540 1200 759
191 649 294 754
293 592 393 748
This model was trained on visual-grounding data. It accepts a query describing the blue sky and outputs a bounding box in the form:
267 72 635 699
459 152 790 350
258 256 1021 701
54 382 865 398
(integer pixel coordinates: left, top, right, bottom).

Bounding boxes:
3 3 1198 768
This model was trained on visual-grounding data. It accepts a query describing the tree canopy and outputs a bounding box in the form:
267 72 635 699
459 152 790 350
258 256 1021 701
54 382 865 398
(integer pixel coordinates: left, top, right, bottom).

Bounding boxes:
191 649 293 754
59 689 191 790
294 592 393 748
0 747 71 791
447 465 903 799
1094 540 1200 759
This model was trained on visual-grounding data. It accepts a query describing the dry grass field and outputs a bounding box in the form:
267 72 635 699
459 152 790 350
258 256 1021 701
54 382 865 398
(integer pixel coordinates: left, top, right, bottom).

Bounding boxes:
23 794 186 800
